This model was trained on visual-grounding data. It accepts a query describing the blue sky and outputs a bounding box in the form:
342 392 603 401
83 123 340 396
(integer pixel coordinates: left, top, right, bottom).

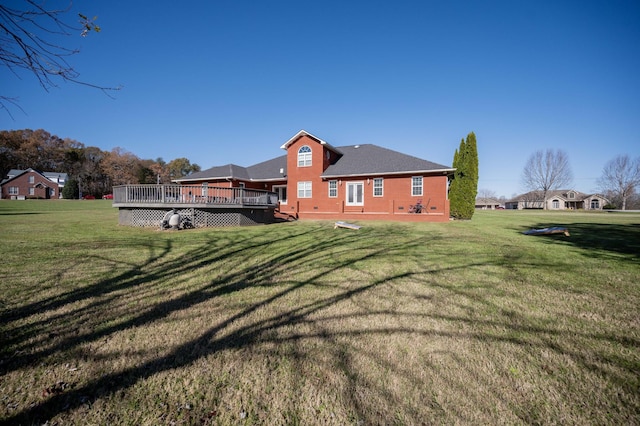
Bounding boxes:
3 0 639 198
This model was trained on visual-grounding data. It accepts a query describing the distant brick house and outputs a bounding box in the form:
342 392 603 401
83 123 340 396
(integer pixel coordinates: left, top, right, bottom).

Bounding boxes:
174 130 455 222
505 189 608 210
0 169 67 200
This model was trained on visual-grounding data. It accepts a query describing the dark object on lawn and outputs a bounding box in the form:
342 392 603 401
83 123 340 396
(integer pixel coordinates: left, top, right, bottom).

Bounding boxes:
43 381 71 396
523 227 570 237
161 209 194 230
409 199 424 213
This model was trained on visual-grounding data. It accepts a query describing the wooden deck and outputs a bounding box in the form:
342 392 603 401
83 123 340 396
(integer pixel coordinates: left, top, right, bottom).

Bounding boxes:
112 184 278 209
112 185 279 228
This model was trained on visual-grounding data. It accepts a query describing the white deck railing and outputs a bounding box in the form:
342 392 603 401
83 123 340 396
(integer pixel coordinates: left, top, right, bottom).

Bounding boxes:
112 185 278 207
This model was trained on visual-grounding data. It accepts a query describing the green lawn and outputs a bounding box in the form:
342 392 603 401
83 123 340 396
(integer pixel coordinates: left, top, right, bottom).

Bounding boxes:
1 200 638 425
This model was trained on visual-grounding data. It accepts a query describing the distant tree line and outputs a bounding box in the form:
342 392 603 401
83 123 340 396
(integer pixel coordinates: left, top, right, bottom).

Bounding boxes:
0 129 200 198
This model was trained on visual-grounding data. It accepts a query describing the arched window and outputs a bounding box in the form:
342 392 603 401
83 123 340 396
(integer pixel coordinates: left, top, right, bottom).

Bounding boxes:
552 199 560 209
298 145 312 167
591 199 599 209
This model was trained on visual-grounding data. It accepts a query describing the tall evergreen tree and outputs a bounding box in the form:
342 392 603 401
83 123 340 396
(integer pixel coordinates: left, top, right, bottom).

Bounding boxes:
449 132 479 219
449 139 465 218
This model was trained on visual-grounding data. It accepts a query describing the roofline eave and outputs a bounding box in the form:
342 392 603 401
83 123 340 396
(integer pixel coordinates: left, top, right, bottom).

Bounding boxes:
173 176 286 184
321 168 455 179
173 176 234 183
252 178 287 183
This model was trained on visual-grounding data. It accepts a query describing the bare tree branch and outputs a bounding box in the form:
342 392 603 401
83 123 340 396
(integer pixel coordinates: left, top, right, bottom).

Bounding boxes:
0 0 120 115
521 149 573 209
597 155 640 210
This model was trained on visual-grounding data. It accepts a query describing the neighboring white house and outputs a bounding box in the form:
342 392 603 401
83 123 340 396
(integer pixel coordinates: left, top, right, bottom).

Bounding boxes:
505 190 608 210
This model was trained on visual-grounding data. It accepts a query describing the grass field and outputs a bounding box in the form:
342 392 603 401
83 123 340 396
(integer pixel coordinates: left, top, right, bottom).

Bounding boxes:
1 200 638 425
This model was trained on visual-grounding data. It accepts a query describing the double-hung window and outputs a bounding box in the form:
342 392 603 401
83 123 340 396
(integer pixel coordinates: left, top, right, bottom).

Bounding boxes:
373 178 383 197
328 180 338 198
412 176 423 196
346 182 364 206
297 181 312 198
8 187 18 195
297 146 312 167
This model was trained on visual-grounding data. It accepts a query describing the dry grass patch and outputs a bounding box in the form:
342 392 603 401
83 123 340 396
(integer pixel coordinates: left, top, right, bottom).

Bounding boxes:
1 203 638 424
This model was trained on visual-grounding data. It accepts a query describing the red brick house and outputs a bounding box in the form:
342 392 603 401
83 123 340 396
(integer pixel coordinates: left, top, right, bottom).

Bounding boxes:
0 168 67 200
174 130 454 222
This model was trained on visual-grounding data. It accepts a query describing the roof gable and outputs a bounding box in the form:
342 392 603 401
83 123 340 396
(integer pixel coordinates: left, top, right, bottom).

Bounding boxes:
1 168 51 185
280 130 342 155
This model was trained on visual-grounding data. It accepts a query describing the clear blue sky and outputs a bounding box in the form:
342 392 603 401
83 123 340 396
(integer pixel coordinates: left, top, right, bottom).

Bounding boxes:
3 0 639 198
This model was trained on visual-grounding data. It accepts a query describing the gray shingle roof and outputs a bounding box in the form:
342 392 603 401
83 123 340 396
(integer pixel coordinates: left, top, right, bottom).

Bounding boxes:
175 164 250 182
175 143 452 182
322 144 452 177
476 197 501 205
246 155 287 180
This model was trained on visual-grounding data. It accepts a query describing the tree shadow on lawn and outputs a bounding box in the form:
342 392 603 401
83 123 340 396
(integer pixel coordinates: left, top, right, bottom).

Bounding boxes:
519 222 640 261
2 223 638 424
1 224 431 423
0 225 324 369
0 212 44 215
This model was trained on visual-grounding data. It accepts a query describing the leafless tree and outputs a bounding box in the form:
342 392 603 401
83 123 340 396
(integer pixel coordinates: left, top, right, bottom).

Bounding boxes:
477 188 497 199
0 0 119 116
597 155 640 210
521 149 573 209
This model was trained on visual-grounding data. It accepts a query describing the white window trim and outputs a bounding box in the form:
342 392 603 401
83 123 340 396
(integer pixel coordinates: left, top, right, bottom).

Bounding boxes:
297 145 312 167
328 180 338 198
412 176 423 196
346 181 364 206
373 178 383 197
297 181 312 198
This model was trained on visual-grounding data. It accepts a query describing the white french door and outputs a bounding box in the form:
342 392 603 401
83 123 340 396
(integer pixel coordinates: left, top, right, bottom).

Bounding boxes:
346 182 364 206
